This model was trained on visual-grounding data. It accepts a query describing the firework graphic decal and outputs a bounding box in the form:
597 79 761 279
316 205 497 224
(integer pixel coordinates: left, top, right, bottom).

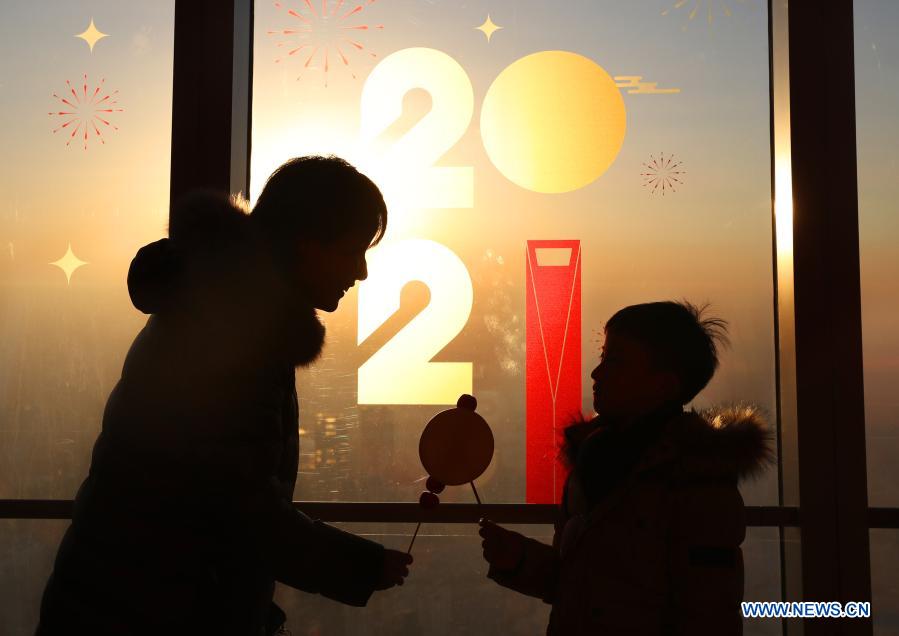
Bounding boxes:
269 0 384 86
641 152 685 196
49 75 123 150
662 0 750 28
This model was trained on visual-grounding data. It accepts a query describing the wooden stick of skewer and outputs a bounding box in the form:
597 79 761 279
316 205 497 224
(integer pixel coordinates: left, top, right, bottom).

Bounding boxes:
470 481 482 506
409 483 483 554
407 521 422 554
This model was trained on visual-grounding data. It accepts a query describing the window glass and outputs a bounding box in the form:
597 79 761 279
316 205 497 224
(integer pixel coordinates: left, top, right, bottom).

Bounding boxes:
855 0 899 507
275 524 552 635
742 527 785 636
0 1 175 499
271 523 782 636
0 520 69 636
870 530 899 634
252 0 777 505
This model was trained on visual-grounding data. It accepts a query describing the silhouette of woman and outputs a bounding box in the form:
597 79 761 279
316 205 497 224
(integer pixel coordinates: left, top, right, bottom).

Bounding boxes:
37 156 412 636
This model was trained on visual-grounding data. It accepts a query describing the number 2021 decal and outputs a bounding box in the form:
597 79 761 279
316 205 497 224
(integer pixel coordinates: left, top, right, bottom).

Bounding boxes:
357 47 621 408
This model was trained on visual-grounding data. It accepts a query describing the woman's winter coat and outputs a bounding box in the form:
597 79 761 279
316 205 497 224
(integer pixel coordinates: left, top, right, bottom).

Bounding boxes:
488 405 774 636
37 193 384 636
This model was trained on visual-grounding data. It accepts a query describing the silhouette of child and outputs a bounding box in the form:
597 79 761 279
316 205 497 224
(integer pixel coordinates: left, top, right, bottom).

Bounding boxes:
480 301 774 636
38 157 411 636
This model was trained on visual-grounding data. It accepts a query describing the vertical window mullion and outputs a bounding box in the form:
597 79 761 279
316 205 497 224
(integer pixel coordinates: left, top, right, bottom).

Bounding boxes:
170 0 246 209
788 2 872 633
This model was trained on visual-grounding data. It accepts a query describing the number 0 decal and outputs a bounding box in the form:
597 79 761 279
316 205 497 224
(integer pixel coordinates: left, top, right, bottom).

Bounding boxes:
358 239 473 404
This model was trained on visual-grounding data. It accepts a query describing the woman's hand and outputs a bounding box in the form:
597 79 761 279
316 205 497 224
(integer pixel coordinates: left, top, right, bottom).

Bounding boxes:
374 549 413 590
479 518 526 572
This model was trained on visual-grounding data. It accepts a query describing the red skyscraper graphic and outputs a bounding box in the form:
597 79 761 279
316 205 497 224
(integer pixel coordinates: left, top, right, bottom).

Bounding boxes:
526 240 582 504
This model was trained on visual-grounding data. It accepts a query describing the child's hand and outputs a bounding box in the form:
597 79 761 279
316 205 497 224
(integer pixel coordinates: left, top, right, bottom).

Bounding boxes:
478 518 525 572
374 549 413 590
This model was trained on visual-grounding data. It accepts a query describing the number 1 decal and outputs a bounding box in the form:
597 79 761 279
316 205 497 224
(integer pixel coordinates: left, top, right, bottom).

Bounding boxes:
358 239 473 405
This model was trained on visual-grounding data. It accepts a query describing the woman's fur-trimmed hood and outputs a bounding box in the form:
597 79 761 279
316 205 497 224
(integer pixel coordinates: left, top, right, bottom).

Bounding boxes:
128 191 254 316
127 191 326 368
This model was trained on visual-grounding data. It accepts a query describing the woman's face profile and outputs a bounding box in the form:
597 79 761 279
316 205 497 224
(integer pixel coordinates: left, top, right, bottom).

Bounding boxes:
293 227 373 312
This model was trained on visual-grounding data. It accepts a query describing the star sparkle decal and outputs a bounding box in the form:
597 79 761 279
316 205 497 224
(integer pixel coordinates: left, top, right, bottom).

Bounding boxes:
49 243 89 284
475 15 503 42
75 18 109 52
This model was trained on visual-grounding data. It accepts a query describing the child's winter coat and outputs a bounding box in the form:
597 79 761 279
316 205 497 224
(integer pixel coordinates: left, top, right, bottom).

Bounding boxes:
489 405 773 636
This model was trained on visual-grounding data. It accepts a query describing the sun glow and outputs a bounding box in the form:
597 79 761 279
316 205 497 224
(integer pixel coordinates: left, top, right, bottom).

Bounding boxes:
774 153 793 260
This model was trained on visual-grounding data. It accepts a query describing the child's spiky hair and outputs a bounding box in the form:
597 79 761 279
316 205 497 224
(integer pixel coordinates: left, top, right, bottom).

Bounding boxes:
605 300 729 404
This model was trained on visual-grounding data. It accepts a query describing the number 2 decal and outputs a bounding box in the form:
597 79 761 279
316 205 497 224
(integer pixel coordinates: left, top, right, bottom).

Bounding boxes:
357 239 473 405
359 47 474 209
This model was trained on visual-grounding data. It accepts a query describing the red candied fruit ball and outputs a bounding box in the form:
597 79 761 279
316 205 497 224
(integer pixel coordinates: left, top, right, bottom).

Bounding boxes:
425 476 445 494
419 491 440 509
456 394 478 411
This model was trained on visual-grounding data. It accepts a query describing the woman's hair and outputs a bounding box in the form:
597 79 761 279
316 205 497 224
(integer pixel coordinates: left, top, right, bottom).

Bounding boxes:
605 300 729 404
250 155 387 255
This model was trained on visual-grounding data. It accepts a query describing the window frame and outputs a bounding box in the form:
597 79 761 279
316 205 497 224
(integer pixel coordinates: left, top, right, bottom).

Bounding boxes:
1 2 895 635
